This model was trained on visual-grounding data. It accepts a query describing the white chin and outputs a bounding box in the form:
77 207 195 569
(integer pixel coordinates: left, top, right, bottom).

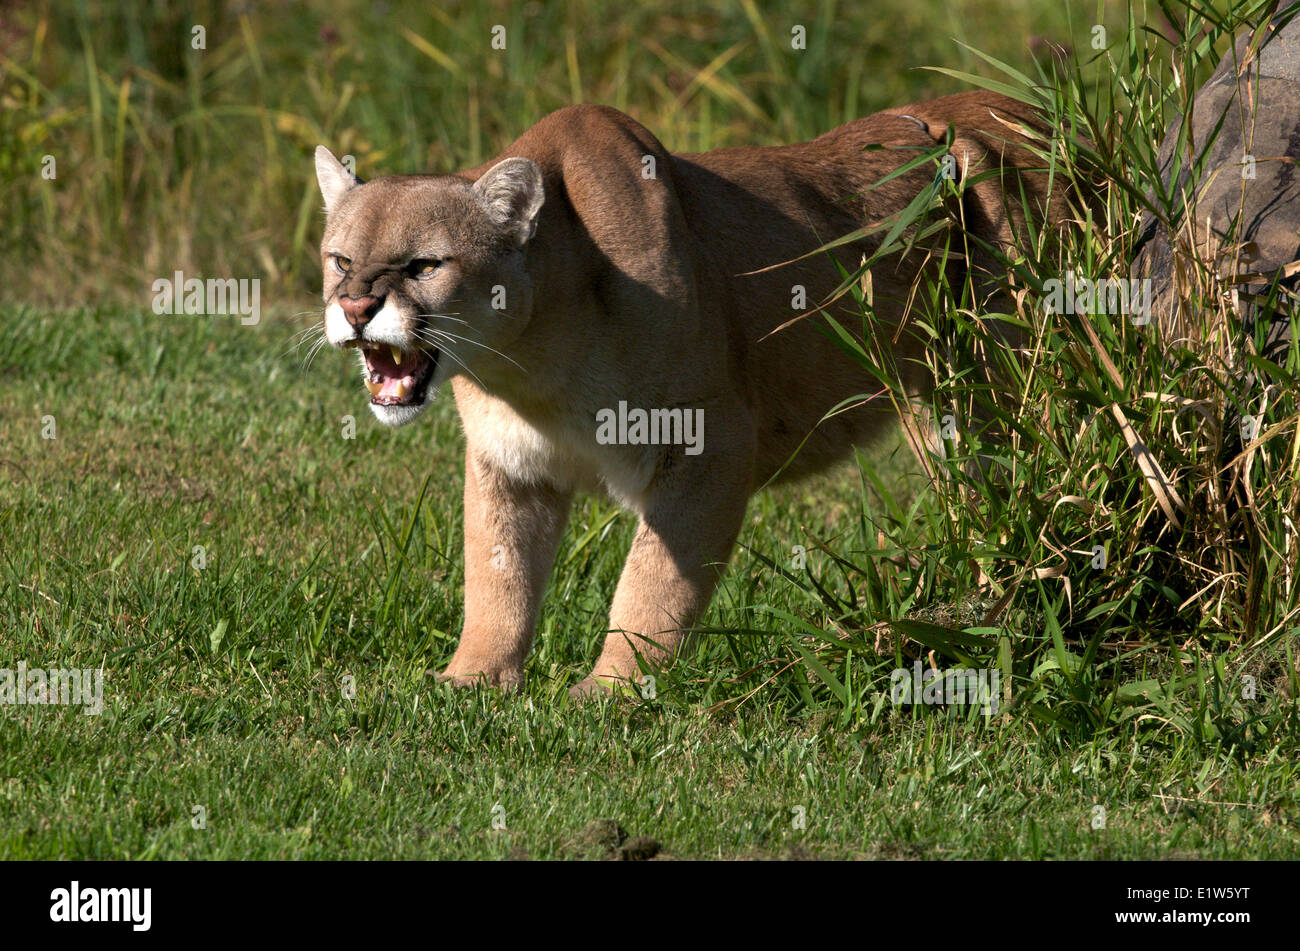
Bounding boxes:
370 400 430 427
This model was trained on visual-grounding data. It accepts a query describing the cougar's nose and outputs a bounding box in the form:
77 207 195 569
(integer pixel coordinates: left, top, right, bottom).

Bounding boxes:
339 295 383 327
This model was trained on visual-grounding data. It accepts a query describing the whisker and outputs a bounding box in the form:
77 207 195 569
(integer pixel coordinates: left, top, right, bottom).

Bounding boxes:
408 328 490 389
420 328 526 373
281 326 327 363
286 322 323 341
416 313 470 326
302 335 332 370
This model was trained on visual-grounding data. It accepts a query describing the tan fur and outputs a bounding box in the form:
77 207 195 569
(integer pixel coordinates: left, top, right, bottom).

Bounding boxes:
314 91 1063 695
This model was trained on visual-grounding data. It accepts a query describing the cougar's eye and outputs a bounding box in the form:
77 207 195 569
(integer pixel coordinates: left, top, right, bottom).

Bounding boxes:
330 254 351 275
410 258 443 280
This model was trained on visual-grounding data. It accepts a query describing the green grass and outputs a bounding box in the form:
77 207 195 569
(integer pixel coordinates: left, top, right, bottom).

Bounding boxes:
2 0 1127 303
1 303 1296 859
2 0 1299 859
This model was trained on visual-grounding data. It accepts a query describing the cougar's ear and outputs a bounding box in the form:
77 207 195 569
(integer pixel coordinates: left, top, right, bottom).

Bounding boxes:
472 157 545 244
315 146 360 216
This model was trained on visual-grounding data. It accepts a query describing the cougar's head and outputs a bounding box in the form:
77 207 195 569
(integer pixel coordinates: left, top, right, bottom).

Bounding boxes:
314 147 544 426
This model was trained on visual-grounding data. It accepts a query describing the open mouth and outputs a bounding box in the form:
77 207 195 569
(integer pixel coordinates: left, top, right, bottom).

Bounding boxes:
343 340 439 406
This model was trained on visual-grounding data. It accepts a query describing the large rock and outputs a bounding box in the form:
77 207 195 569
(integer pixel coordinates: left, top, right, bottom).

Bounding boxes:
1134 6 1300 365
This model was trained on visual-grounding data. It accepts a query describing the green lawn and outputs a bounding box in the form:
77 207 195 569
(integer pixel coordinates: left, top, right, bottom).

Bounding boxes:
0 304 1295 859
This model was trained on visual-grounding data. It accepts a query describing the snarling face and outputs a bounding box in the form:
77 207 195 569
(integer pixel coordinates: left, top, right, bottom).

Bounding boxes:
313 149 544 426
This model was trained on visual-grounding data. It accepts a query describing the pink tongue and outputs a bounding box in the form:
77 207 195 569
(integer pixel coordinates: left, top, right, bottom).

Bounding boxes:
378 375 411 397
364 348 413 397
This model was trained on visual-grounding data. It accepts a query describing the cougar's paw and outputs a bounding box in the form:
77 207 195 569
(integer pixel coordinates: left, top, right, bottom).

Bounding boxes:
569 673 650 701
436 663 524 692
568 676 614 701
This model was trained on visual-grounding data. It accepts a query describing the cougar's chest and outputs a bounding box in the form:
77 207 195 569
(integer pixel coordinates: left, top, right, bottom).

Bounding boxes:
451 378 659 510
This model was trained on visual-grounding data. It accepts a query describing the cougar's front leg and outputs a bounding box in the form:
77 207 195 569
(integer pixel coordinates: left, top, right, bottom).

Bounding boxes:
439 450 571 690
574 424 754 696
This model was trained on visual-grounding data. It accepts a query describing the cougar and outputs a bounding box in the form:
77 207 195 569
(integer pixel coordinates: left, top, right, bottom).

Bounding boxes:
313 90 1062 695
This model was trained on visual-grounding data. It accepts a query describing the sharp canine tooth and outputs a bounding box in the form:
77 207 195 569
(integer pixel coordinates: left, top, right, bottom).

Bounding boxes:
394 380 410 398
365 380 382 396
392 347 403 365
